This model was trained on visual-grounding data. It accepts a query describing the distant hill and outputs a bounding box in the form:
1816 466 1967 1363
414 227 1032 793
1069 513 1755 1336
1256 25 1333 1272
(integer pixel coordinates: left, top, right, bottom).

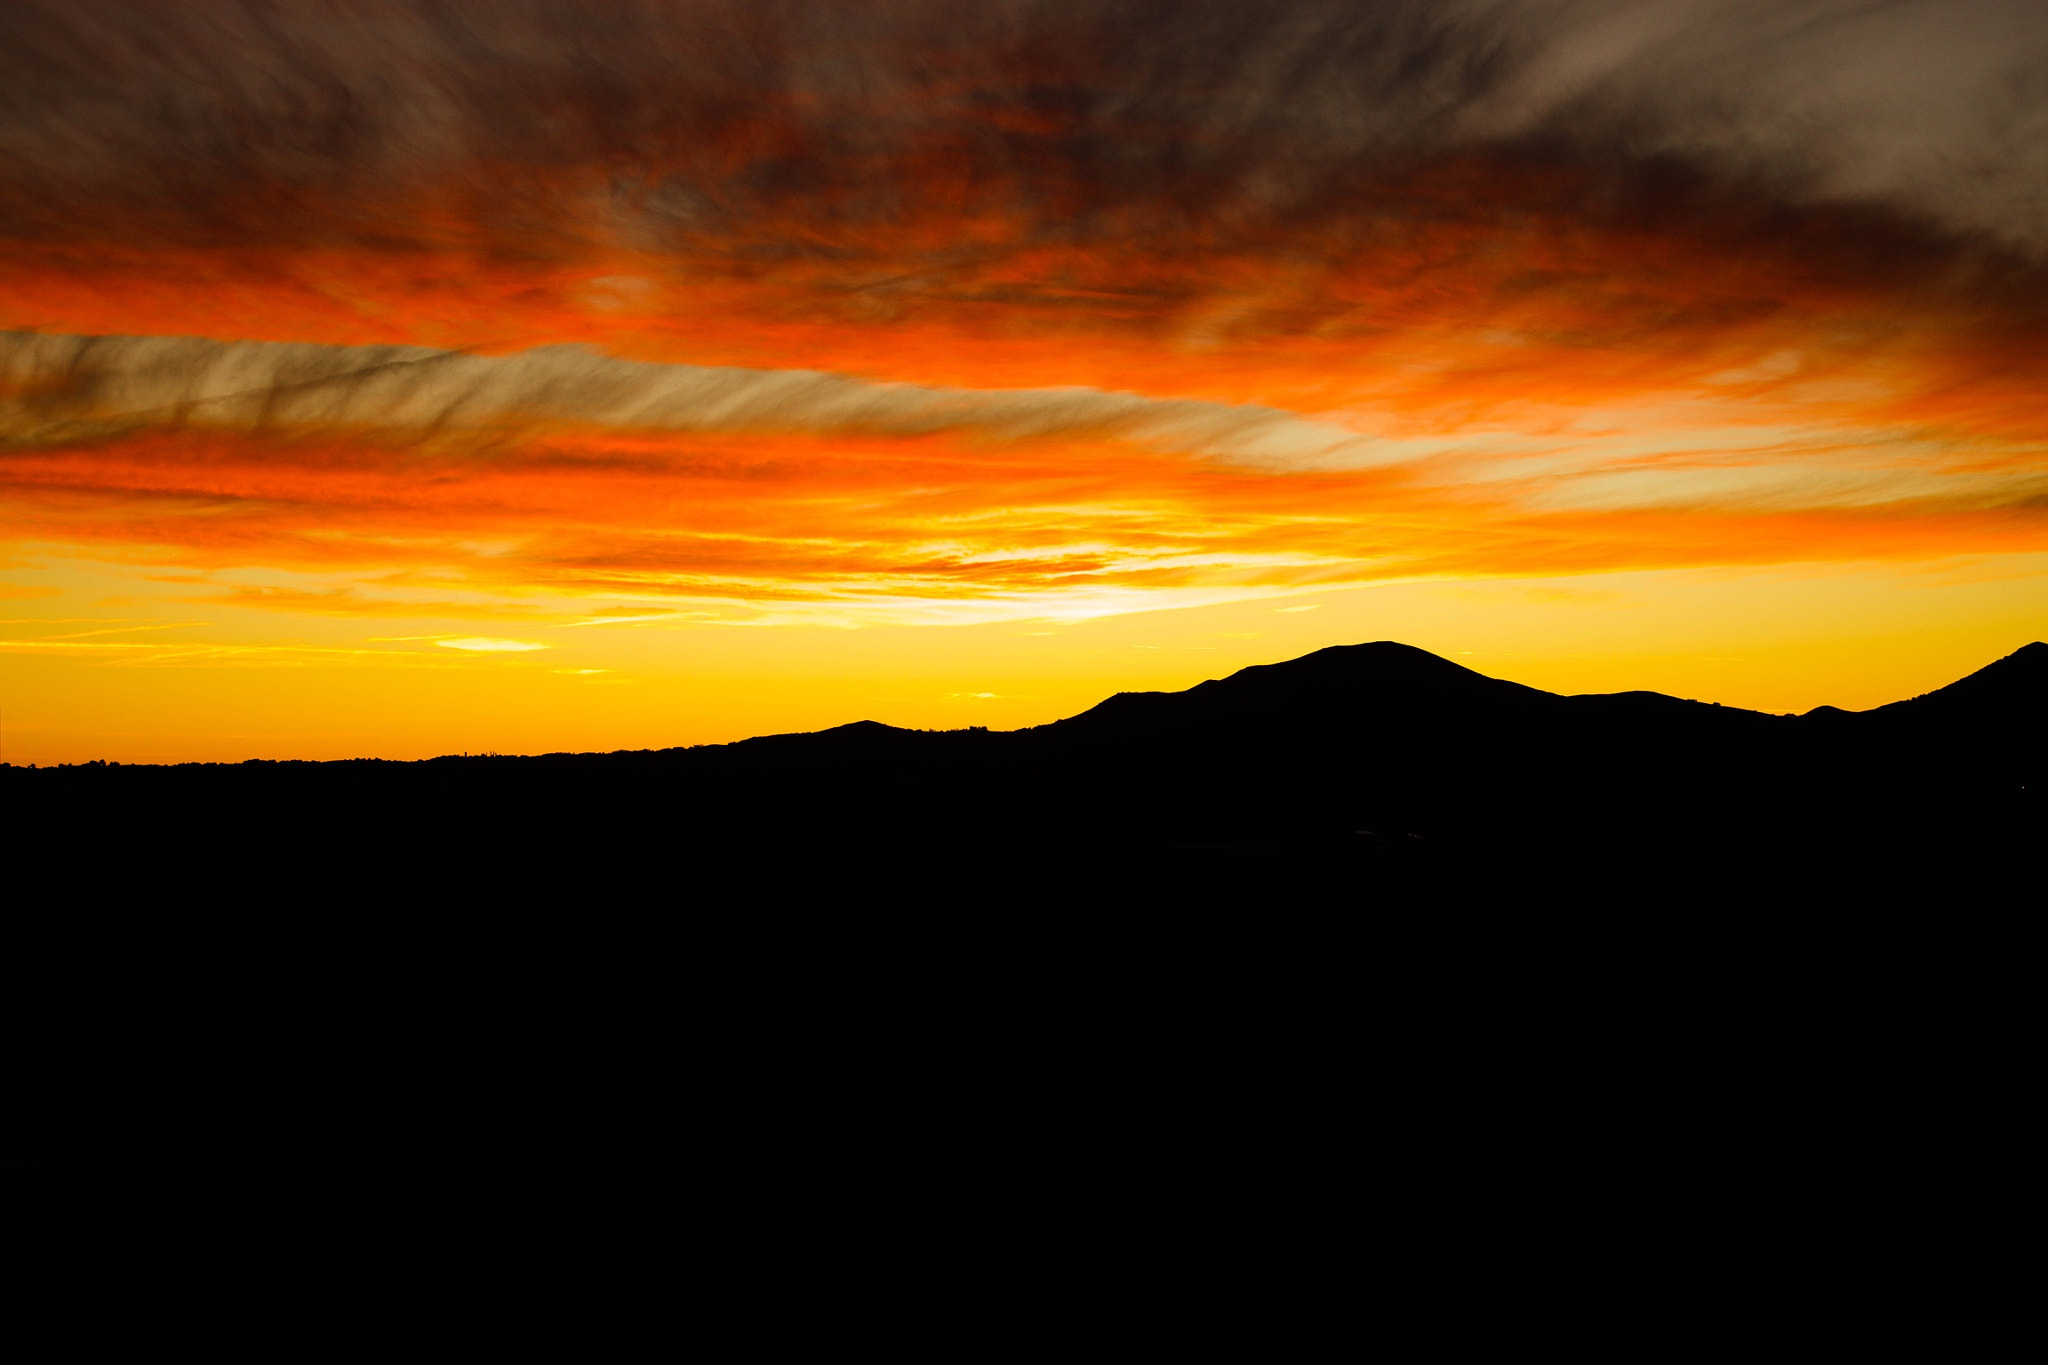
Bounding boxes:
8 640 2039 899
1864 640 2045 722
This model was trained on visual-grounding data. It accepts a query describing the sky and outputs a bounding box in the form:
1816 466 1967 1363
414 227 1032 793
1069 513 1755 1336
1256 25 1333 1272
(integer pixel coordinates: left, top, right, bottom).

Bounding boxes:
2 0 2043 763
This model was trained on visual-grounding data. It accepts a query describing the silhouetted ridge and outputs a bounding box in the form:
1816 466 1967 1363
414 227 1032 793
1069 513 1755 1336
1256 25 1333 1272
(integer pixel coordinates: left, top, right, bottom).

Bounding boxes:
734 719 913 752
7 639 2037 901
1041 641 1554 743
1868 641 2045 721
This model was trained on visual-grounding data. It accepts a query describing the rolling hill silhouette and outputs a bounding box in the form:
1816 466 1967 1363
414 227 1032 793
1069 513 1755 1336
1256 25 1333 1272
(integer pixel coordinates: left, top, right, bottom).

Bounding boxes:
8 641 2039 899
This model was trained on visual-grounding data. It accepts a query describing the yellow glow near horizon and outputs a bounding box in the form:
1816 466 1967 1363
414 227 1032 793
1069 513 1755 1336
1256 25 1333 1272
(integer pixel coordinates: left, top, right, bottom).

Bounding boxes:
2 549 2040 765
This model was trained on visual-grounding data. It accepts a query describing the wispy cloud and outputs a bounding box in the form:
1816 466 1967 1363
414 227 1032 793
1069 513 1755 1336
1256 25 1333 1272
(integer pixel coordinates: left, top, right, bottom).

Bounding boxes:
3 2 2042 251
435 637 548 652
0 330 1391 471
187 584 545 618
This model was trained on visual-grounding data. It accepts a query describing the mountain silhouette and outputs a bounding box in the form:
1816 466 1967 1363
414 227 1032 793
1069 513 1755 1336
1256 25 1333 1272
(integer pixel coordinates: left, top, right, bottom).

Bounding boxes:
1864 639 2045 721
7 640 2038 901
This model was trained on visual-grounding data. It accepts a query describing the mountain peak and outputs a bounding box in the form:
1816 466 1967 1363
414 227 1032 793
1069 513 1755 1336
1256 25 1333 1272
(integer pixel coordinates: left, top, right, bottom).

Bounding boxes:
1197 640 1547 698
1041 639 1553 740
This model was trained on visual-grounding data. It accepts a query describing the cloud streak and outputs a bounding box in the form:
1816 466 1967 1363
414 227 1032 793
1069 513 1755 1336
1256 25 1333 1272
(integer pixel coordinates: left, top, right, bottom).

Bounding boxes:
0 330 1389 470
2 1 2042 251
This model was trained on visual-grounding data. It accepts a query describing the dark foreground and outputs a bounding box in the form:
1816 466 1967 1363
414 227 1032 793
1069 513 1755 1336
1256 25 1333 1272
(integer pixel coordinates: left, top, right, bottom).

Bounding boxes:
15 644 2032 1328
7 641 2039 904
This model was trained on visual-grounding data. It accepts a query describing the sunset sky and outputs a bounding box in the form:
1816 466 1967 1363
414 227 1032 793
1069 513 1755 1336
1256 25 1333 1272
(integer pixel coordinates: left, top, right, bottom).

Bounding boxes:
3 0 2043 764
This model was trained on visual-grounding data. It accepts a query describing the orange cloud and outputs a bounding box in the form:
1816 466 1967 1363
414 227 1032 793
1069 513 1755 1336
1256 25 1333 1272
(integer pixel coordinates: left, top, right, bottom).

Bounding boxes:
4 33 2044 625
1 397 2038 629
